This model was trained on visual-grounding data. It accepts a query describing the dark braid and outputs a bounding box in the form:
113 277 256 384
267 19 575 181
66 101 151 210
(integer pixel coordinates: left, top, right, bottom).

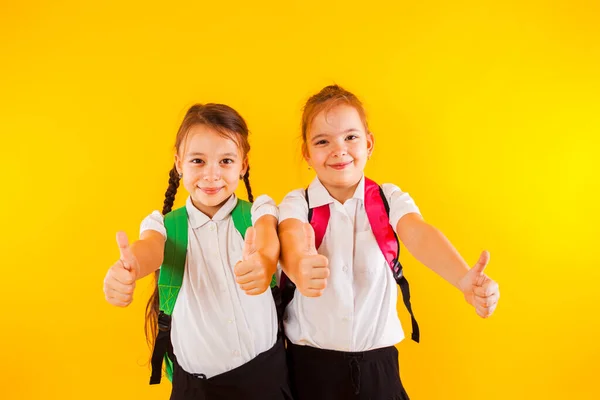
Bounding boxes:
145 164 180 356
162 165 181 215
243 165 254 203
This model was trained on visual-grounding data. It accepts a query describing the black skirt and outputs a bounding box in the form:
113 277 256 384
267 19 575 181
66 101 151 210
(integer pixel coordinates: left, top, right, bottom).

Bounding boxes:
287 342 410 400
170 338 292 400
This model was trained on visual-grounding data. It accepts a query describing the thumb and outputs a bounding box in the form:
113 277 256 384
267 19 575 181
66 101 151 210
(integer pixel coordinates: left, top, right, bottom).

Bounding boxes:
243 227 257 260
116 231 136 271
303 223 317 254
471 250 490 275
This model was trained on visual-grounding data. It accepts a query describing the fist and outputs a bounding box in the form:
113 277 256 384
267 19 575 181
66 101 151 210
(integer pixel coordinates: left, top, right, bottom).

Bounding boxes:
103 231 140 307
458 251 500 318
234 227 272 295
294 223 330 298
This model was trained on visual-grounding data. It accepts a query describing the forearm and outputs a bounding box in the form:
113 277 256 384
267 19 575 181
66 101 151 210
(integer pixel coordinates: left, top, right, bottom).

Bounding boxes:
253 215 280 276
130 231 164 280
278 219 306 282
399 215 469 289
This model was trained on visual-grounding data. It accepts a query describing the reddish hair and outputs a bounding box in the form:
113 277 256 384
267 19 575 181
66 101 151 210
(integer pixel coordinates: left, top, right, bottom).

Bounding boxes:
301 85 369 154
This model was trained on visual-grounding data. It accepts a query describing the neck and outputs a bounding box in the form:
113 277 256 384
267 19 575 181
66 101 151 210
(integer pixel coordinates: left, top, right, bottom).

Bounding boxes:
190 195 232 219
321 179 361 204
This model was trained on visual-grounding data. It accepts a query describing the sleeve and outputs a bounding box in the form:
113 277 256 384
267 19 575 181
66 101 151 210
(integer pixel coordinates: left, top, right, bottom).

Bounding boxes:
139 210 167 241
381 183 421 234
250 194 279 225
278 188 309 224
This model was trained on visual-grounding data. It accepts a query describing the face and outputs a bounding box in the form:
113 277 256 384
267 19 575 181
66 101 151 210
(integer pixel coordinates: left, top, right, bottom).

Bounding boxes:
175 124 247 217
304 104 374 199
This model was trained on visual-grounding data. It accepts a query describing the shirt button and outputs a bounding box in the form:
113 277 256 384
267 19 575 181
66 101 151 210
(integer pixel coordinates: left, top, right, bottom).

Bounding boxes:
227 319 233 324
342 265 348 272
209 224 216 231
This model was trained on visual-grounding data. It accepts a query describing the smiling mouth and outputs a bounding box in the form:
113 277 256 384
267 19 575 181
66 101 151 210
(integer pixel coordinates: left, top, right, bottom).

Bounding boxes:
328 161 353 170
199 187 223 195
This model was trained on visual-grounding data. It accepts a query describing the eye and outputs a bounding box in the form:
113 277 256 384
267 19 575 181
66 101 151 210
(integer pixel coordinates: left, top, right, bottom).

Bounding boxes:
345 134 358 141
221 158 234 165
190 158 204 164
314 139 328 146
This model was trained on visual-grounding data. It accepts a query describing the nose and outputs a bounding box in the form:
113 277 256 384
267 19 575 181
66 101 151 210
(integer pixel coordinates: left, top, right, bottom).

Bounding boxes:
203 164 220 181
331 142 348 158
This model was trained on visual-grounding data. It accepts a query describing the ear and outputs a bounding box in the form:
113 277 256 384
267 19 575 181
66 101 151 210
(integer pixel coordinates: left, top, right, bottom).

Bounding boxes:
366 131 375 158
240 156 249 177
174 153 183 175
302 142 312 167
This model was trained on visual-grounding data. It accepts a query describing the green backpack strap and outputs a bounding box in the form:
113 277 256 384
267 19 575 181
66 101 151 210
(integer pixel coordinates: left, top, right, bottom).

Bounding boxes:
159 206 189 315
157 206 188 383
231 199 277 288
231 199 253 238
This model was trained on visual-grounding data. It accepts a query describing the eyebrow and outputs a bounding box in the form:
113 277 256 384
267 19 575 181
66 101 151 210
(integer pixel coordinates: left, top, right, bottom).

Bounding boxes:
187 152 238 158
311 128 360 141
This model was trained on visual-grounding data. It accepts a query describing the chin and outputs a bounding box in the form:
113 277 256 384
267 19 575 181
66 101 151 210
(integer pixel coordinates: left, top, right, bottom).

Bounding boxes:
330 174 361 186
195 192 229 207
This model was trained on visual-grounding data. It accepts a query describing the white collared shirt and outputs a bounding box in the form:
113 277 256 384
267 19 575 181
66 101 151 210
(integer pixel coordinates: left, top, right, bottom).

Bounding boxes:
279 176 421 352
140 194 279 378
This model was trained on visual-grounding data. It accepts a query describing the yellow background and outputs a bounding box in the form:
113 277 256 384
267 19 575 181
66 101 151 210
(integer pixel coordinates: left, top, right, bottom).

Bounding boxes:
1 1 598 399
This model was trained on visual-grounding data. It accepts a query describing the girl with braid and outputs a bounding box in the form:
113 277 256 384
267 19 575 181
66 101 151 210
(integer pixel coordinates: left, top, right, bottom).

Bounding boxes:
103 104 292 399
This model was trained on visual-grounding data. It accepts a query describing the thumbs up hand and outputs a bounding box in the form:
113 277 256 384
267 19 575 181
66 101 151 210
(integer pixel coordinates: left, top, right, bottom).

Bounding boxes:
457 251 500 318
234 227 272 296
103 231 140 307
294 223 330 298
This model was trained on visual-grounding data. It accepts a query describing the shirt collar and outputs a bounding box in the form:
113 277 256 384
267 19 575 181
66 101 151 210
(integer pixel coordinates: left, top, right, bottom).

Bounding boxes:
307 175 365 208
186 194 238 229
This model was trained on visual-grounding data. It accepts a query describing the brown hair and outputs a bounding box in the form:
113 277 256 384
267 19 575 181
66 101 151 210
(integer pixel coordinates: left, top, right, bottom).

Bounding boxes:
301 85 369 155
145 103 254 357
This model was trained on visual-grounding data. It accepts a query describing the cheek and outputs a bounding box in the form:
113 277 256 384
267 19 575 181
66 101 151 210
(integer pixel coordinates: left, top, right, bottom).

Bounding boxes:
351 142 369 157
309 148 328 163
224 166 242 182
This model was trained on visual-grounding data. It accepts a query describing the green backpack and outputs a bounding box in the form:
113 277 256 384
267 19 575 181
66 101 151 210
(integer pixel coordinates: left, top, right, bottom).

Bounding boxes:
149 199 277 384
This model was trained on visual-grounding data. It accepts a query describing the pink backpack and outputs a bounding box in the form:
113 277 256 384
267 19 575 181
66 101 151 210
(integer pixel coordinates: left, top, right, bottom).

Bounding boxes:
281 177 420 342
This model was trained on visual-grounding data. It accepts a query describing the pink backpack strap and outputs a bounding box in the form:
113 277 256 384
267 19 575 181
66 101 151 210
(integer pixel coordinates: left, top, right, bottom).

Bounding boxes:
364 177 400 275
304 189 330 250
364 177 420 342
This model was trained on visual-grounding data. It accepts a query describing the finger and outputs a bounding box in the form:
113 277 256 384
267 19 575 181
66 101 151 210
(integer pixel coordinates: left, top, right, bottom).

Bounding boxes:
471 250 490 277
302 288 325 297
238 281 258 291
244 287 268 296
234 260 259 279
111 264 137 285
106 296 133 307
235 268 265 285
243 227 257 260
104 276 135 295
307 278 327 291
474 279 499 297
473 294 497 309
310 267 330 280
475 305 490 318
238 280 269 293
105 288 134 303
116 231 135 270
473 285 494 298
304 254 329 269
303 223 317 254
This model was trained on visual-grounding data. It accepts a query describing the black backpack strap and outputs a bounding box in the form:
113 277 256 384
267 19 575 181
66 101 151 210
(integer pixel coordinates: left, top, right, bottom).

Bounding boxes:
149 311 175 384
378 186 420 343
